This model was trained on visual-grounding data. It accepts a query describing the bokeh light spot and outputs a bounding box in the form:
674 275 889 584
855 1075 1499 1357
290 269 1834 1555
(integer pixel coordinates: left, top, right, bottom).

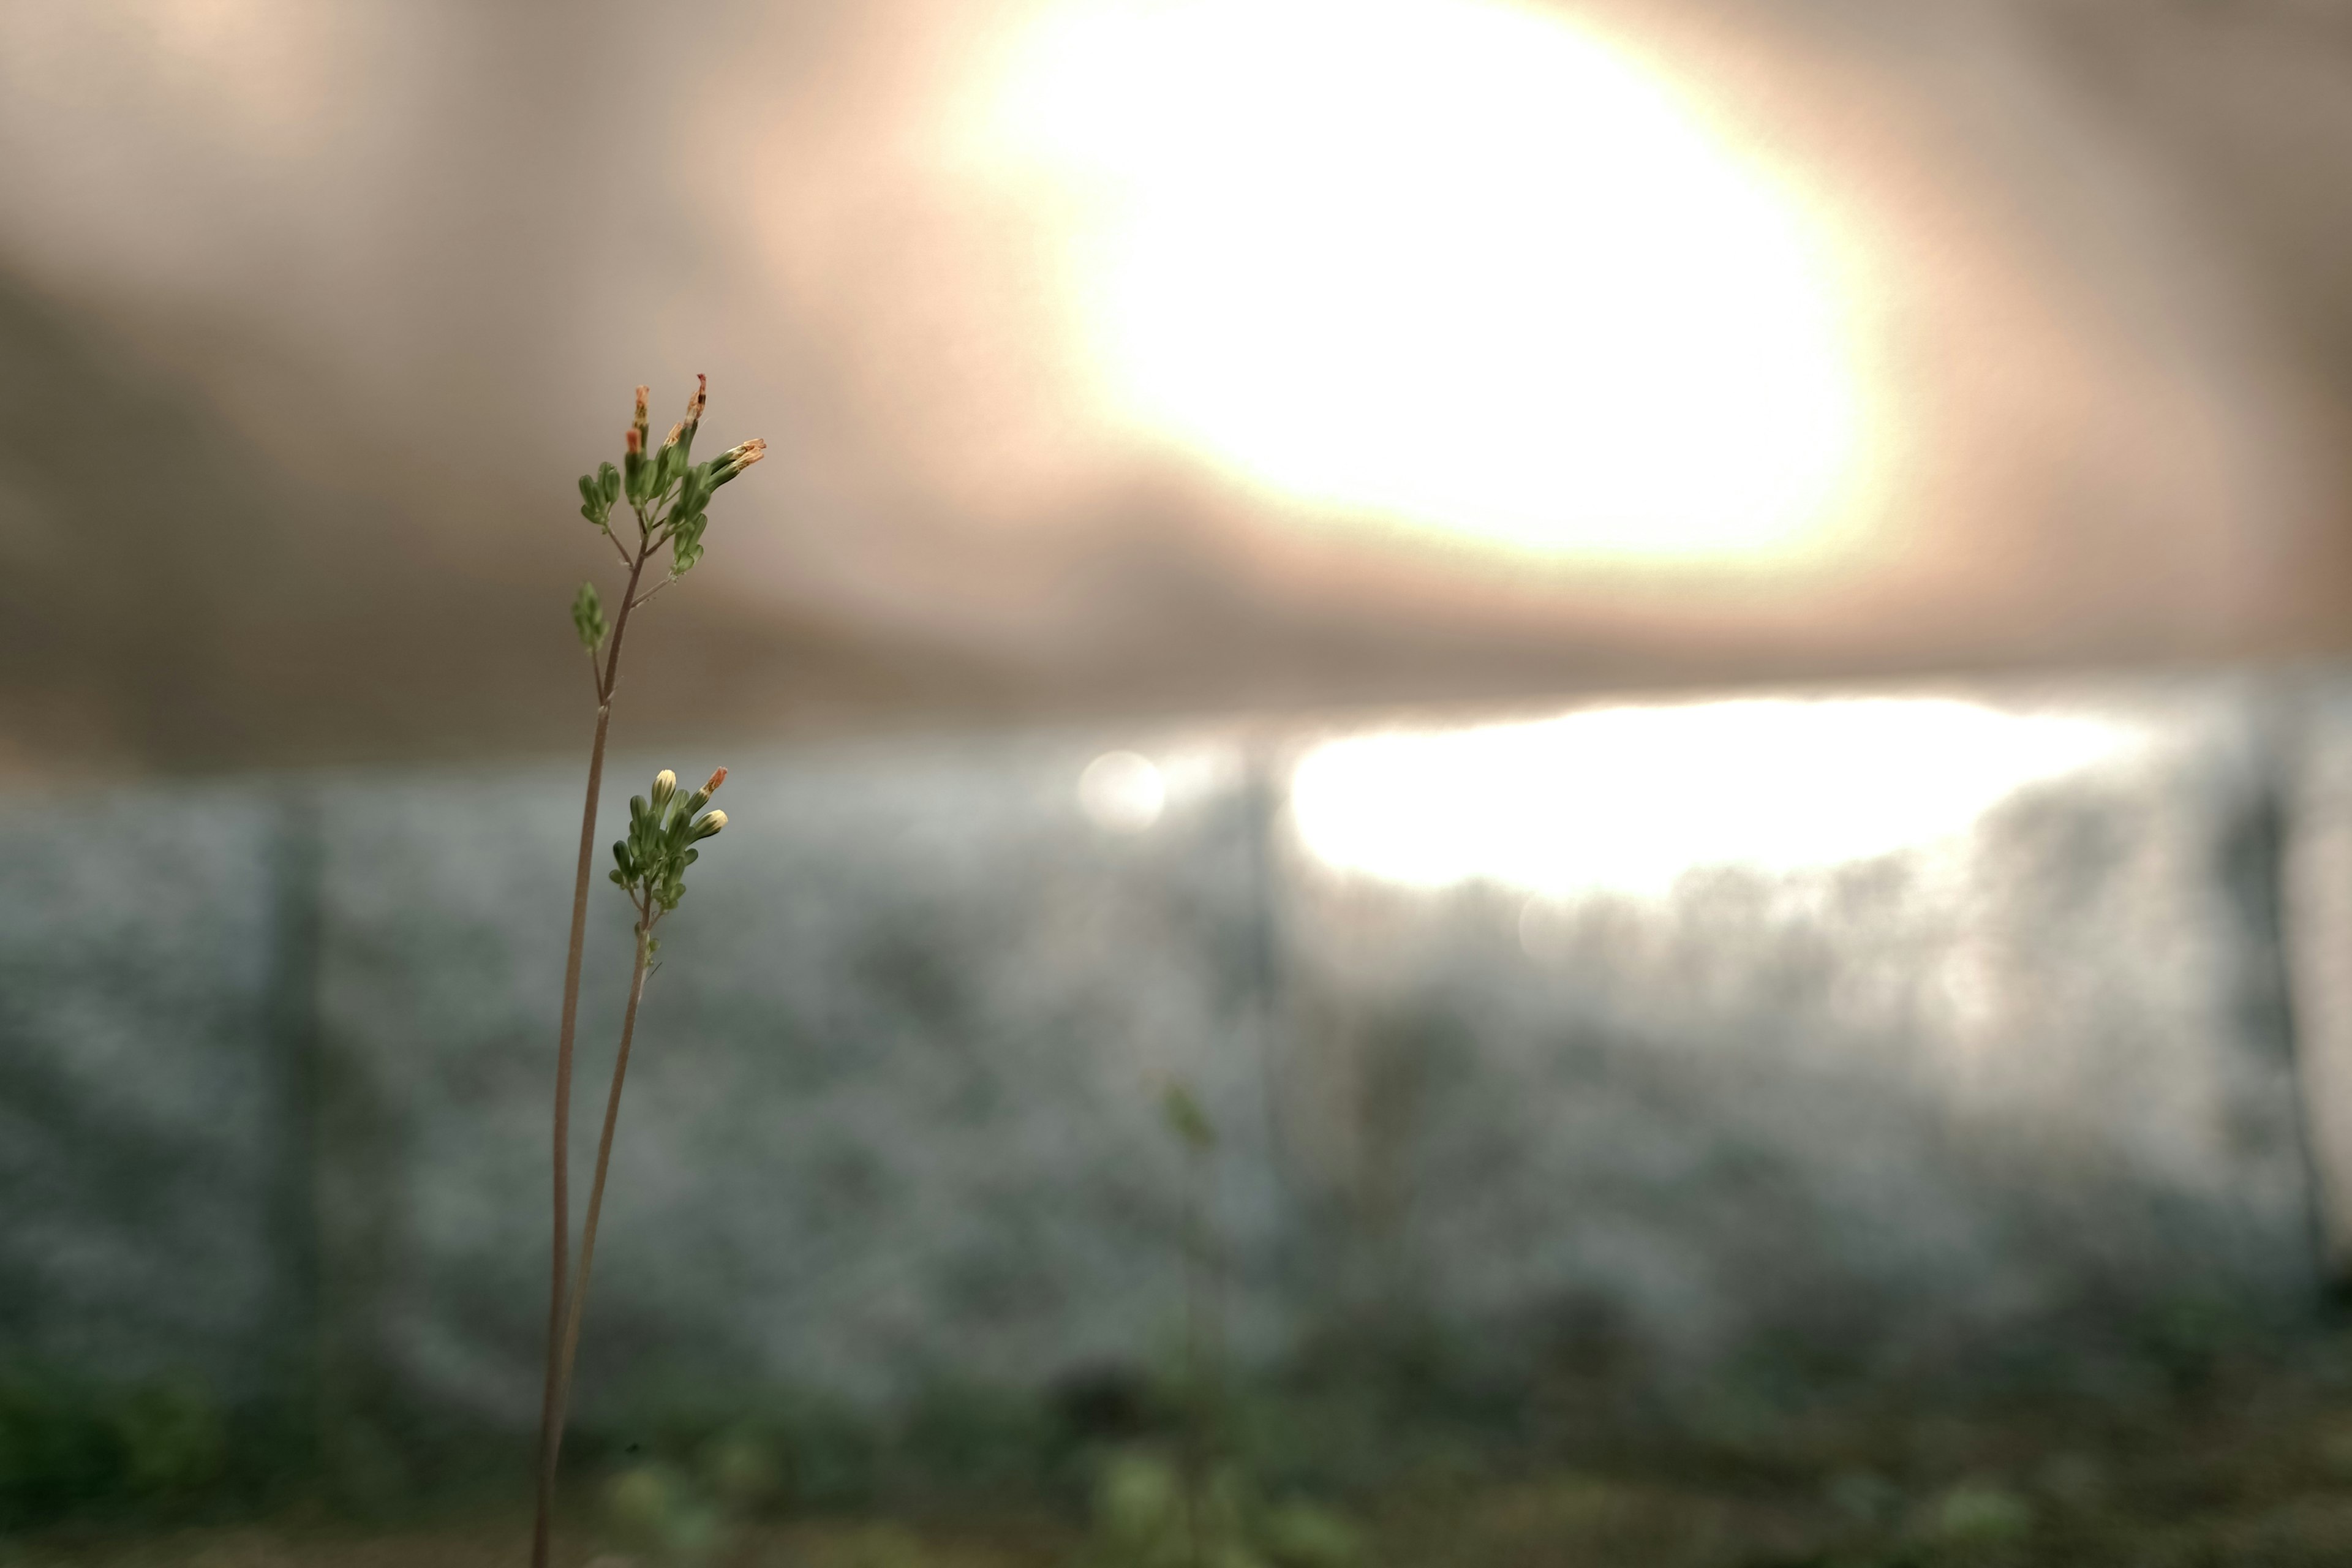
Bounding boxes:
1079 749 1167 831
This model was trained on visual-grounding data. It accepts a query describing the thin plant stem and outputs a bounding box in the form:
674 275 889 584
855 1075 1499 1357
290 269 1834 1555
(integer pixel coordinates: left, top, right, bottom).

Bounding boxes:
531 537 653 1568
550 919 655 1451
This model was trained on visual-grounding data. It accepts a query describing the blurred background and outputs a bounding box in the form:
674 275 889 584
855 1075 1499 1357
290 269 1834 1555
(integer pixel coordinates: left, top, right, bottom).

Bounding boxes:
9 1 2352 1564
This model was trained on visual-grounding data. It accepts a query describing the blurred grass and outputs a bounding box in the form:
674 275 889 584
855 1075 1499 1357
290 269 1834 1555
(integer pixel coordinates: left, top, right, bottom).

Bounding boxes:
23 1316 2352 1566
21 1385 2352 1568
8 1476 2352 1568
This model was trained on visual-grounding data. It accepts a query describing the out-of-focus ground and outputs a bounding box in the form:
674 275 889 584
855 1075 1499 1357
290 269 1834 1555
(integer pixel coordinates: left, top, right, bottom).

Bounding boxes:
23 1351 2352 1566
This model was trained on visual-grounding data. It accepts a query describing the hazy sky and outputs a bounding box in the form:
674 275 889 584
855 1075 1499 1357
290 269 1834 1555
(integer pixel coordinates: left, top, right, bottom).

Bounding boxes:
3 0 2350 773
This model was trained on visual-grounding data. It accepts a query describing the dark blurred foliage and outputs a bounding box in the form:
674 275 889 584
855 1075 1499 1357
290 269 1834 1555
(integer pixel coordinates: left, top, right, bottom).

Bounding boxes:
17 1305 2352 1564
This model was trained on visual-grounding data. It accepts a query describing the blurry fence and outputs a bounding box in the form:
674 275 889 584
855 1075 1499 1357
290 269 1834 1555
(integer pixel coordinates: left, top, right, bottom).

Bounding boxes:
4 673 2351 1485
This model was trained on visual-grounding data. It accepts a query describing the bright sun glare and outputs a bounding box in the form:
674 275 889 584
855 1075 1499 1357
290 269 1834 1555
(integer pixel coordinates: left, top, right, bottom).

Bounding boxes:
982 0 1869 561
1291 699 2147 899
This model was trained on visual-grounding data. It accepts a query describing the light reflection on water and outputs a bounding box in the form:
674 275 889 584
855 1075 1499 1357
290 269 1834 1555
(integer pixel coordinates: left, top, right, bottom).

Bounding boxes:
1289 695 2153 900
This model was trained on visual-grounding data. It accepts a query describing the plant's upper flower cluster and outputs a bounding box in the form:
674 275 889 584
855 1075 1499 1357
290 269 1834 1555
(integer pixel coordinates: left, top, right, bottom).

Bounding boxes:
609 766 729 924
573 377 768 649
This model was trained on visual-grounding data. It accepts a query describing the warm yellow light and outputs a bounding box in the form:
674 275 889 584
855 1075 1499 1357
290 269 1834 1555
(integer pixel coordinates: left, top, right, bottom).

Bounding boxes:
981 0 1870 561
1292 699 2146 899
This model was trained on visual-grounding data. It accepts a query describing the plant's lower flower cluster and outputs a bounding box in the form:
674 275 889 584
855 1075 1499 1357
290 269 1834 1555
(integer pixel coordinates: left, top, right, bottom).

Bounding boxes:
609 766 729 922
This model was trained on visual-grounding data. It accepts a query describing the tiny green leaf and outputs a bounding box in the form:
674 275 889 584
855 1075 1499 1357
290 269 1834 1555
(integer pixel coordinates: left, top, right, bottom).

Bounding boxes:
571 582 608 651
669 512 708 579
1161 1082 1214 1152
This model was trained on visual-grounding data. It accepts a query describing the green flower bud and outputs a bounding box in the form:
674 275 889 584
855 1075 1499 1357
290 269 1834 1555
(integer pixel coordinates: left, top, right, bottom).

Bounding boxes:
655 377 707 485
622 426 647 503
684 767 726 816
674 467 712 522
690 810 726 842
706 438 767 490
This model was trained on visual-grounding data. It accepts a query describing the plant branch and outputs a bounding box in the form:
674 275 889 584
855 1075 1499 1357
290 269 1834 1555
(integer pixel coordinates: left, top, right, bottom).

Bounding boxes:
547 919 655 1463
531 537 651 1568
596 542 650 702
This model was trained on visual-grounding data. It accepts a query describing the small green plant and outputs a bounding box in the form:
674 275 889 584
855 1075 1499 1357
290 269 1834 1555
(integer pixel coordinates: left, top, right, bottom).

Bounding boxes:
597 1423 790 1566
112 1379 227 1502
532 379 765 1568
1083 1445 1360 1568
1926 1480 2034 1548
605 1457 726 1565
1088 1447 1247 1568
1164 1080 1222 1568
0 1369 233 1527
1080 1084 1359 1568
